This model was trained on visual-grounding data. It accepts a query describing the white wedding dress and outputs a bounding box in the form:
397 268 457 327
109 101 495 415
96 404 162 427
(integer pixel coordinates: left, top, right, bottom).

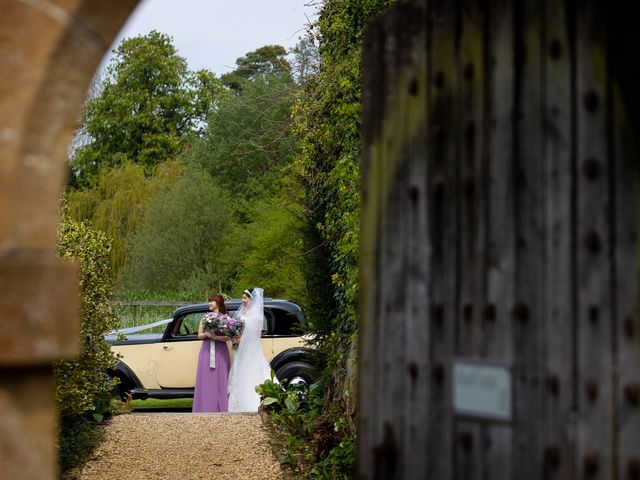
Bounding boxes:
228 288 274 412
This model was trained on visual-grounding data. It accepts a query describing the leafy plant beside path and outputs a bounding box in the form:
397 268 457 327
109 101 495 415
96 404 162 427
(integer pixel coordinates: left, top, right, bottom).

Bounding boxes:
258 378 355 479
56 206 121 476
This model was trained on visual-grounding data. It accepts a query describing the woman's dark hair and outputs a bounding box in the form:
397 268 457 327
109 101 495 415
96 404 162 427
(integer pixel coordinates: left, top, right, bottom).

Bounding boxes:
243 288 254 298
208 294 227 314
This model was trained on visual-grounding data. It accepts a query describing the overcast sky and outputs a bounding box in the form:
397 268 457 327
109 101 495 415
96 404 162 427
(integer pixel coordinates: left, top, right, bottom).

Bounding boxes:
101 0 319 75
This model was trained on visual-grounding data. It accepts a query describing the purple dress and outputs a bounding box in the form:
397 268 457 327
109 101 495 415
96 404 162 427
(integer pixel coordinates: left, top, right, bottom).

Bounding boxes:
192 338 230 412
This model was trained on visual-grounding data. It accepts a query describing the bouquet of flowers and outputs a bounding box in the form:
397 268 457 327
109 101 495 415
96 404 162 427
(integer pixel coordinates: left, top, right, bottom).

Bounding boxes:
201 312 229 335
221 316 244 339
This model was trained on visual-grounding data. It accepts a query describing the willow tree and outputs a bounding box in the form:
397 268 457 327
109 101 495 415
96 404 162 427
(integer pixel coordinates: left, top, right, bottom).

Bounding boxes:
66 160 182 277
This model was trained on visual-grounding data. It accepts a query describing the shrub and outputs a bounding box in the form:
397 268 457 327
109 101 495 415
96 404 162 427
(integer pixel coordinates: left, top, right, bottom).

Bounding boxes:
258 377 355 479
55 205 120 474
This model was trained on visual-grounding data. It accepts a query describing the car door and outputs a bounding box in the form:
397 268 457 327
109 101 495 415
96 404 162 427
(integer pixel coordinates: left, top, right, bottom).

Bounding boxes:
270 307 305 356
261 308 275 361
155 311 204 388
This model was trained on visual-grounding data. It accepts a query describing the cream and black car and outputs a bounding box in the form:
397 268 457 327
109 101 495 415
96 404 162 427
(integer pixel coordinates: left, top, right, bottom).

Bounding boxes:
106 299 315 399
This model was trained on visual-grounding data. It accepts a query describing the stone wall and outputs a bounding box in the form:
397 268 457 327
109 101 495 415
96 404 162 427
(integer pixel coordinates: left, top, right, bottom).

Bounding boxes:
0 1 138 478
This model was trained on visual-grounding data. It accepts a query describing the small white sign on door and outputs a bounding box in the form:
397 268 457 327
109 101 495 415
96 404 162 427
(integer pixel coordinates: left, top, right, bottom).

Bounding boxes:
452 359 512 422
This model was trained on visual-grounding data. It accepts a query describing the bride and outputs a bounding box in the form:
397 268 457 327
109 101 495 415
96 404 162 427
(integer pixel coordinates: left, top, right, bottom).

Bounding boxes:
228 287 274 412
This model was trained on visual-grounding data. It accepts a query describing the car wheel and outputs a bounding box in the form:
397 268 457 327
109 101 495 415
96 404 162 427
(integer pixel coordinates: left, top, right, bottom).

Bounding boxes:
110 375 133 401
275 361 315 387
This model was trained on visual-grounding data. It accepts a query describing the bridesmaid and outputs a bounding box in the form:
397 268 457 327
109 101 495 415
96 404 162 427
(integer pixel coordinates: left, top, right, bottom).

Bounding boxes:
192 294 230 412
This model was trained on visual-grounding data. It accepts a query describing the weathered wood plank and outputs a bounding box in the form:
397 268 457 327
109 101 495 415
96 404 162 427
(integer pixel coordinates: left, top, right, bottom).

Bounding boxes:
541 1 576 478
611 17 640 477
359 11 387 479
359 2 430 478
575 1 614 478
511 1 546 478
427 0 457 478
455 1 487 478
357 13 384 478
395 3 430 478
481 0 516 477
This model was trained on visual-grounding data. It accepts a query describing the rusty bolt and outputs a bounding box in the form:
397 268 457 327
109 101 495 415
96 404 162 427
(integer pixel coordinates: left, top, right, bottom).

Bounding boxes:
463 178 475 198
407 362 419 381
625 316 636 338
408 77 419 96
625 383 640 406
583 158 601 180
432 180 444 198
432 125 444 142
546 374 560 396
584 453 599 476
584 231 602 255
585 381 599 401
431 363 445 383
549 39 562 59
431 304 444 325
512 303 529 323
463 303 473 323
583 90 599 113
434 71 445 88
484 304 496 323
458 432 473 451
544 446 561 468
408 185 419 203
628 458 640 479
463 62 474 80
465 120 475 141
589 306 599 325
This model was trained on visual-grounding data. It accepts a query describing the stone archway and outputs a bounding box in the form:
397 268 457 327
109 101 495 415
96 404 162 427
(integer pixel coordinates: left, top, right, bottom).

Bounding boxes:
0 1 138 477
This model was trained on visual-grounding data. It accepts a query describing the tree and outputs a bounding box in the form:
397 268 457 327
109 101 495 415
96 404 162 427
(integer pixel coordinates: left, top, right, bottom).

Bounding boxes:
290 34 320 84
119 165 235 295
221 45 291 90
70 31 225 187
191 68 228 128
187 71 298 206
221 180 307 301
65 160 182 278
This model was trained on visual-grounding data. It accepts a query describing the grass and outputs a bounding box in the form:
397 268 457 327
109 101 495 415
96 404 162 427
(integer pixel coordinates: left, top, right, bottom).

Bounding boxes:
131 398 193 409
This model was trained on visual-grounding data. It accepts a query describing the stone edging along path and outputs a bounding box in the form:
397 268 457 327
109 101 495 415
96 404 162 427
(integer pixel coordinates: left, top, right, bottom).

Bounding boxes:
79 413 285 480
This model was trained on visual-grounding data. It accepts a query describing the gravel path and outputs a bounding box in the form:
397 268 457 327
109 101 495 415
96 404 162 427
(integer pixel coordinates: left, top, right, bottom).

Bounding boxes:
79 413 284 480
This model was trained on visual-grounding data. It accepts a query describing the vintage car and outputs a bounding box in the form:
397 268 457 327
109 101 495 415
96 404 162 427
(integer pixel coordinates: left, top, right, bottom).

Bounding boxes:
106 299 315 399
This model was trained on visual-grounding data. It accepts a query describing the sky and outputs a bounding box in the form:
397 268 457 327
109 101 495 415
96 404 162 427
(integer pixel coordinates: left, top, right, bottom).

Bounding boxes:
101 0 319 76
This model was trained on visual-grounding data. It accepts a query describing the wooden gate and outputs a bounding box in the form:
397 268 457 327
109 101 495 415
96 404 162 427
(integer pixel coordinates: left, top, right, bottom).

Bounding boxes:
358 1 640 478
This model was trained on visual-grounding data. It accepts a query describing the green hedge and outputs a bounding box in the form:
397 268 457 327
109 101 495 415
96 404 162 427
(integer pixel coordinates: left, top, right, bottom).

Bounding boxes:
56 205 120 474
